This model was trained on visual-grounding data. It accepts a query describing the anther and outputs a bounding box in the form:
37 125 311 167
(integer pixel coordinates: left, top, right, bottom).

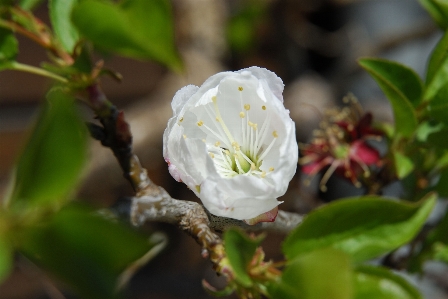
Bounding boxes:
244 104 250 110
249 121 257 129
239 112 245 118
262 105 266 110
197 120 204 126
261 171 266 178
179 117 184 122
269 167 274 172
238 86 243 91
272 131 278 138
209 153 215 158
212 96 217 102
183 134 187 139
215 141 221 147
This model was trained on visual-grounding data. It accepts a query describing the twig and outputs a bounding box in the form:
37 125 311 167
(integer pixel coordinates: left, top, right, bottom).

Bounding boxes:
130 188 303 235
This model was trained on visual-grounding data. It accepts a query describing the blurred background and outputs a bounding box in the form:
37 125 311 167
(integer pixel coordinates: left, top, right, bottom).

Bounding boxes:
1 0 447 298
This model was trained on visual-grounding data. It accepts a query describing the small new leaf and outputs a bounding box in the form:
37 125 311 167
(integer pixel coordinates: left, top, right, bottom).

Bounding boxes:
224 228 263 287
394 152 415 179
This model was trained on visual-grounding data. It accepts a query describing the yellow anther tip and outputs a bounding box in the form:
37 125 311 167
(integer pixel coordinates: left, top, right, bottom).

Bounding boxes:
238 86 243 91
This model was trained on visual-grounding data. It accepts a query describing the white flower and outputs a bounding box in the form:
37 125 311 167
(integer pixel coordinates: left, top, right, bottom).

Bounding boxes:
163 67 298 221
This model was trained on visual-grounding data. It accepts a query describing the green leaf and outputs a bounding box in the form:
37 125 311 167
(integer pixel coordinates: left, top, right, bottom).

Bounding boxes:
20 206 156 299
424 61 448 101
268 248 353 299
394 152 415 179
72 0 182 71
10 89 87 207
426 31 448 84
409 205 448 272
224 228 263 287
0 27 18 65
436 168 448 197
426 84 448 122
419 0 448 29
415 121 444 142
354 265 422 299
283 194 436 263
0 235 12 284
359 58 418 137
434 243 448 262
18 0 45 10
49 0 80 53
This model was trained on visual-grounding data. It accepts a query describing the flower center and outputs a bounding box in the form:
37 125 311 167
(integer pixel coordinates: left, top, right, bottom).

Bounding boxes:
190 86 278 179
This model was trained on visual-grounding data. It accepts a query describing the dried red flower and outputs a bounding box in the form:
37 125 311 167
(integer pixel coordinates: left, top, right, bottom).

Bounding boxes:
299 94 383 191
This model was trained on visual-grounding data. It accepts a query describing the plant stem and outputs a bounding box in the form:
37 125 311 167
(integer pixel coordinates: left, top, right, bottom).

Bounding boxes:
8 62 68 83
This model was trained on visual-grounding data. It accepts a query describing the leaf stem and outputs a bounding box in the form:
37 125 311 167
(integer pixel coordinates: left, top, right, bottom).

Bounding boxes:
8 62 68 83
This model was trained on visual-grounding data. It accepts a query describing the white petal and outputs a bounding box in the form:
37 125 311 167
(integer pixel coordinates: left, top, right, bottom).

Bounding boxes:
200 176 281 219
238 67 284 102
171 85 199 115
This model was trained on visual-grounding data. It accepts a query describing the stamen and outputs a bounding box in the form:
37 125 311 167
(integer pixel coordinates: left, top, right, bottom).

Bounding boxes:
258 136 277 161
209 153 215 158
261 171 266 178
212 96 237 146
215 141 220 147
239 112 245 118
273 131 278 138
179 117 184 122
254 114 271 157
238 86 243 91
201 122 230 149
262 105 266 110
244 104 250 110
269 167 274 172
183 134 187 139
197 120 204 126
203 105 231 149
319 161 341 192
